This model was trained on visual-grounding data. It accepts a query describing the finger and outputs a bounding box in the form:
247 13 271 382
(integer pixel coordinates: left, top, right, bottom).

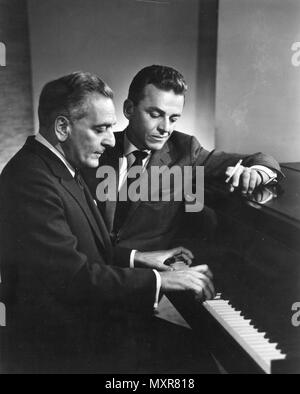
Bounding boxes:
231 166 244 188
201 280 215 300
160 263 174 272
241 168 251 193
194 273 215 297
225 166 234 177
194 288 204 303
192 277 215 301
188 272 215 299
177 252 193 266
172 246 194 259
229 184 235 193
181 256 193 266
247 170 258 194
171 261 190 271
190 264 213 279
191 266 214 281
198 276 215 300
226 168 236 192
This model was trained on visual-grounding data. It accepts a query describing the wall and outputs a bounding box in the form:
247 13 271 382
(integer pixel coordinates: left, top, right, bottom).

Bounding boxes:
196 0 218 150
27 0 214 146
216 0 300 162
0 0 33 172
3 1 297 169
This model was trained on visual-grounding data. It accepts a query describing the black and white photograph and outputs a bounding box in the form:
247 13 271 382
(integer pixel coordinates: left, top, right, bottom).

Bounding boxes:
0 0 299 376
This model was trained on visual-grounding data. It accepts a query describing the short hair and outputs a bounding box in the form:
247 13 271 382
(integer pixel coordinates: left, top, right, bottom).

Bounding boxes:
128 65 188 105
38 71 114 128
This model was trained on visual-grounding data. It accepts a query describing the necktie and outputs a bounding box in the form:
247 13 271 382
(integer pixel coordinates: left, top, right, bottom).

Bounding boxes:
74 169 112 254
75 169 101 230
75 169 85 190
113 150 148 232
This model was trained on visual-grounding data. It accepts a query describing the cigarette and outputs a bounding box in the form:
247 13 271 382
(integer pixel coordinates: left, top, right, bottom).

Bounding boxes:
225 159 243 183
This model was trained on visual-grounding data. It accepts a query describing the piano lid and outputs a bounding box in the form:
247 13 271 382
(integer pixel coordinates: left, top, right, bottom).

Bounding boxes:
205 162 300 254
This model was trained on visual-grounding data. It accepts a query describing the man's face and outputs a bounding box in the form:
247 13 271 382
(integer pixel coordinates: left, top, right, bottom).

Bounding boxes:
125 84 185 150
66 94 116 168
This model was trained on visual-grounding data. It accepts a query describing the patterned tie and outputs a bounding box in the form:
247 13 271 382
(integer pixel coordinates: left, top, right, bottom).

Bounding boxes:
113 150 148 232
74 169 84 190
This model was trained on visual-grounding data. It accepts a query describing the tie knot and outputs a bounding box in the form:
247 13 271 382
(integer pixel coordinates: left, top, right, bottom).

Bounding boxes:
131 150 148 166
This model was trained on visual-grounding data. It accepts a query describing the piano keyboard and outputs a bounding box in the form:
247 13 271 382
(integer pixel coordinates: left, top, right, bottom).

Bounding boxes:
203 294 286 374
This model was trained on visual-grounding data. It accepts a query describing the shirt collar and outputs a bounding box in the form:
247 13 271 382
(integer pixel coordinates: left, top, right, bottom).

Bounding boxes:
123 132 151 157
35 133 76 177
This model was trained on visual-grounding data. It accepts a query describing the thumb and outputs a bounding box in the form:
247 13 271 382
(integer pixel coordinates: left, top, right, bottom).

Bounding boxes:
160 264 174 272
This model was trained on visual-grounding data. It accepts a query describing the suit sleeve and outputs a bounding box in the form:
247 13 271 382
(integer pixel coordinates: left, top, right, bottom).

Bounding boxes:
112 246 132 267
0 167 156 313
190 136 284 179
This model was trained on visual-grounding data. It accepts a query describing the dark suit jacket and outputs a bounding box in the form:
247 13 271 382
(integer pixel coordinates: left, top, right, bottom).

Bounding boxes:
0 137 156 373
83 130 282 251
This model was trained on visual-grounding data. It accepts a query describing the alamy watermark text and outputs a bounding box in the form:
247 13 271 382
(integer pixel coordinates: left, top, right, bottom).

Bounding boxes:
0 41 6 67
291 42 300 67
291 302 300 327
96 164 204 213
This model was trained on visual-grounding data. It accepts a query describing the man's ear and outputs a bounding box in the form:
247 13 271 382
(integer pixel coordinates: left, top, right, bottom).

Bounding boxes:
123 99 135 120
55 116 71 142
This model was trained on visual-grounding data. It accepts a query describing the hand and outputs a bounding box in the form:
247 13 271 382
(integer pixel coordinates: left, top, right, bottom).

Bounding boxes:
225 165 263 194
134 246 194 272
160 264 215 302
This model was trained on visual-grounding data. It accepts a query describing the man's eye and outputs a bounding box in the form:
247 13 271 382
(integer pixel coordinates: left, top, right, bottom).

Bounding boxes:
150 112 160 119
95 127 106 134
170 117 179 123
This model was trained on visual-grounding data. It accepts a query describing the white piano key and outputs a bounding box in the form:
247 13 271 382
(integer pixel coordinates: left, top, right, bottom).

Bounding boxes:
203 298 286 374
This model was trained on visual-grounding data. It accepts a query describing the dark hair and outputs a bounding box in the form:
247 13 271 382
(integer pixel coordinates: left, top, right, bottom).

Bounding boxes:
128 65 187 105
38 71 113 128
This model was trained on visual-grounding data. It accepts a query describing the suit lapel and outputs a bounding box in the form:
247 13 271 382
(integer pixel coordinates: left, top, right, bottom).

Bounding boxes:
147 142 172 167
60 177 109 252
81 176 112 257
102 132 124 232
26 137 110 253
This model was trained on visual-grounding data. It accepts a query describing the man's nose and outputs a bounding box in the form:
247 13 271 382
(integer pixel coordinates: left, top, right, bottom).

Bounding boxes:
103 128 116 148
158 118 171 135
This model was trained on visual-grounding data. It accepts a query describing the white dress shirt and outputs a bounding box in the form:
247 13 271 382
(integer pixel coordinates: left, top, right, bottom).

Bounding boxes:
119 134 161 308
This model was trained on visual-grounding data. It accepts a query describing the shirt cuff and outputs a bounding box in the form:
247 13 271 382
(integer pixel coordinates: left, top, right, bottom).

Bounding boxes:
153 269 162 310
130 250 137 268
250 165 277 184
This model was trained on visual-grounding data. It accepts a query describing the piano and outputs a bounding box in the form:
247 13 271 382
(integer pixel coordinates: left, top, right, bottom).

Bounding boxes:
170 162 300 374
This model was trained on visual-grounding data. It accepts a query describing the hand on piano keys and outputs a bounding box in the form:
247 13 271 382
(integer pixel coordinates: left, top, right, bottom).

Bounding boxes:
160 264 216 302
